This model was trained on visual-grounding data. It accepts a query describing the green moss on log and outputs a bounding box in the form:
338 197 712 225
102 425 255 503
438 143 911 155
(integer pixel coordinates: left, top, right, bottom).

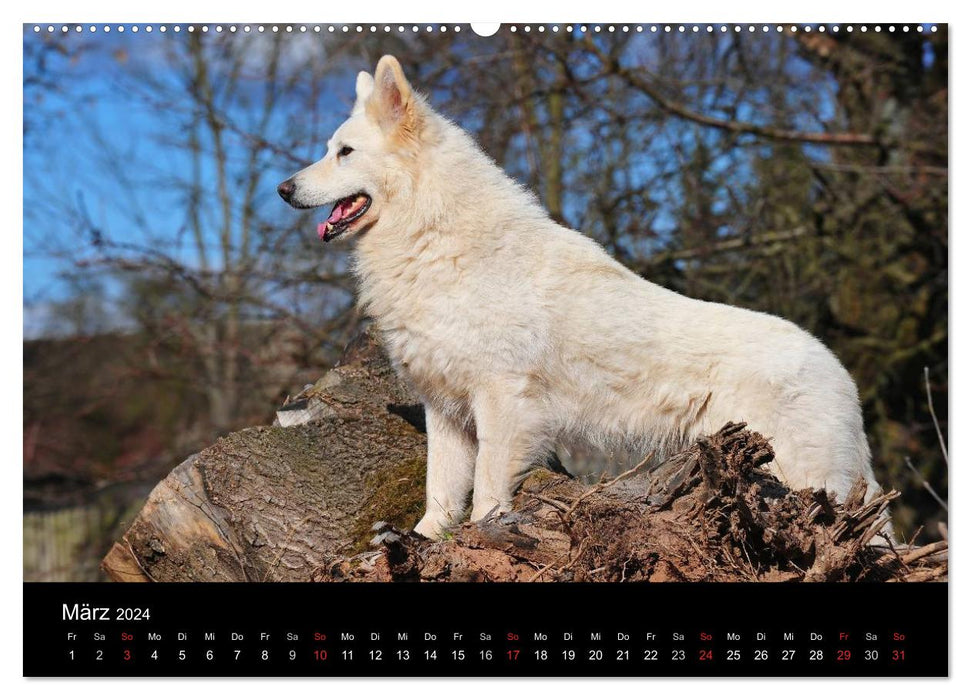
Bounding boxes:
349 456 428 552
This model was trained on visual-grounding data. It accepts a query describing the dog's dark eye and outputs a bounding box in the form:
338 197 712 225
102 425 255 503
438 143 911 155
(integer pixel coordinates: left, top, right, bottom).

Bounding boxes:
338 145 354 157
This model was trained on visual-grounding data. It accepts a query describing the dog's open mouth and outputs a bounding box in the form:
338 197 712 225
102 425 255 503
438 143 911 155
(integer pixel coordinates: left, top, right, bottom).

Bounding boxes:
317 193 371 242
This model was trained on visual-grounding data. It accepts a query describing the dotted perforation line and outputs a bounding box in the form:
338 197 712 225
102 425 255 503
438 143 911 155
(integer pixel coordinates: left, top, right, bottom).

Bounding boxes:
512 24 939 34
30 24 464 34
31 24 940 35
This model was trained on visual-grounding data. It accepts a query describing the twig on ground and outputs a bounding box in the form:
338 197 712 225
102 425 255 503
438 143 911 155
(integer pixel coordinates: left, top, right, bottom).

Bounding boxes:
527 540 589 582
900 540 948 566
561 451 655 521
530 493 570 513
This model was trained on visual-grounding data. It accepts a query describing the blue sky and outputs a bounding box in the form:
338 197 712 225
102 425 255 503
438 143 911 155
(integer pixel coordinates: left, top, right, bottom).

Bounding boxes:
23 28 348 335
23 24 898 338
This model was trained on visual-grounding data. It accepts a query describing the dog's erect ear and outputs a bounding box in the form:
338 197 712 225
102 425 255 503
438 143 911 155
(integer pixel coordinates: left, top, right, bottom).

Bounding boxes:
352 71 374 115
368 55 420 138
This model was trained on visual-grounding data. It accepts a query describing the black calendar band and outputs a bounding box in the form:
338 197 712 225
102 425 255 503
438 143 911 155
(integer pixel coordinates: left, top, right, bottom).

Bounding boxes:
24 582 947 677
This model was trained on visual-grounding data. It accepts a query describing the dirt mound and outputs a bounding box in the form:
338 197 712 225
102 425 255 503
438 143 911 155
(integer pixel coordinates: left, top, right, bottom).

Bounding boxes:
318 423 947 583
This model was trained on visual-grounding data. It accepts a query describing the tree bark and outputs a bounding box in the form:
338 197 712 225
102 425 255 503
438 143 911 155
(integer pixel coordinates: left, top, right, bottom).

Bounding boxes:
102 329 428 582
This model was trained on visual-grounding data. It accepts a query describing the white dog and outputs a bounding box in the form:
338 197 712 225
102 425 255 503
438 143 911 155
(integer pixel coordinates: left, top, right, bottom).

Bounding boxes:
279 55 885 539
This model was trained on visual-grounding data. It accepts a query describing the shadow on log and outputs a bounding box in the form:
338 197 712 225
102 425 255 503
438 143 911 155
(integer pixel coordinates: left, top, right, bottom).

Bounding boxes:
104 332 947 584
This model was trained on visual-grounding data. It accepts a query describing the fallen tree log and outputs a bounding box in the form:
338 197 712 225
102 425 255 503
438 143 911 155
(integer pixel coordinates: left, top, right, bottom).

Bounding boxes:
102 330 429 582
104 333 947 584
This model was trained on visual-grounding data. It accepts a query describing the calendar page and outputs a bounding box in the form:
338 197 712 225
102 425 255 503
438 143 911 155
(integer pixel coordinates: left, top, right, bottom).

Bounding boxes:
22 20 948 678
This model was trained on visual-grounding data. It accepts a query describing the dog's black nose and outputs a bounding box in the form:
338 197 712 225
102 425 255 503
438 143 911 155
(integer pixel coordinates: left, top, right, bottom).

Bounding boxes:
277 179 296 203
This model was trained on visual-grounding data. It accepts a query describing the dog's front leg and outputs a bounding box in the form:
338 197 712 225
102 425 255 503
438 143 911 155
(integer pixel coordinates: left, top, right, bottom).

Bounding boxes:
470 391 545 522
412 405 476 539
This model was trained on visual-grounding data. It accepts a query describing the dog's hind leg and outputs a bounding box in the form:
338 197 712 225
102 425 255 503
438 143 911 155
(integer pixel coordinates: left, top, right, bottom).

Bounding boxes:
412 405 476 539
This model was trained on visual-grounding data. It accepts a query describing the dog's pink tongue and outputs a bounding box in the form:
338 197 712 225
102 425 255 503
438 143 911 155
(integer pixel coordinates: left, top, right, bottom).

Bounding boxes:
328 198 352 223
318 200 346 240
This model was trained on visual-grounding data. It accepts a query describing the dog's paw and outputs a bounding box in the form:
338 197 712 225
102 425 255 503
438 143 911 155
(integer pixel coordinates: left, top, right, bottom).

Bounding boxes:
412 513 452 540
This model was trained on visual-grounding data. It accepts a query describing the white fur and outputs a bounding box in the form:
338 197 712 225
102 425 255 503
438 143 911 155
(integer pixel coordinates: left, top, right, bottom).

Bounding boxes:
282 56 884 539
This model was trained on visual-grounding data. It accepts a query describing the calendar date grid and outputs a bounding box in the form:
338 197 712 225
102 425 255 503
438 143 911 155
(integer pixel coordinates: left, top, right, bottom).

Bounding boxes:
60 625 912 672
